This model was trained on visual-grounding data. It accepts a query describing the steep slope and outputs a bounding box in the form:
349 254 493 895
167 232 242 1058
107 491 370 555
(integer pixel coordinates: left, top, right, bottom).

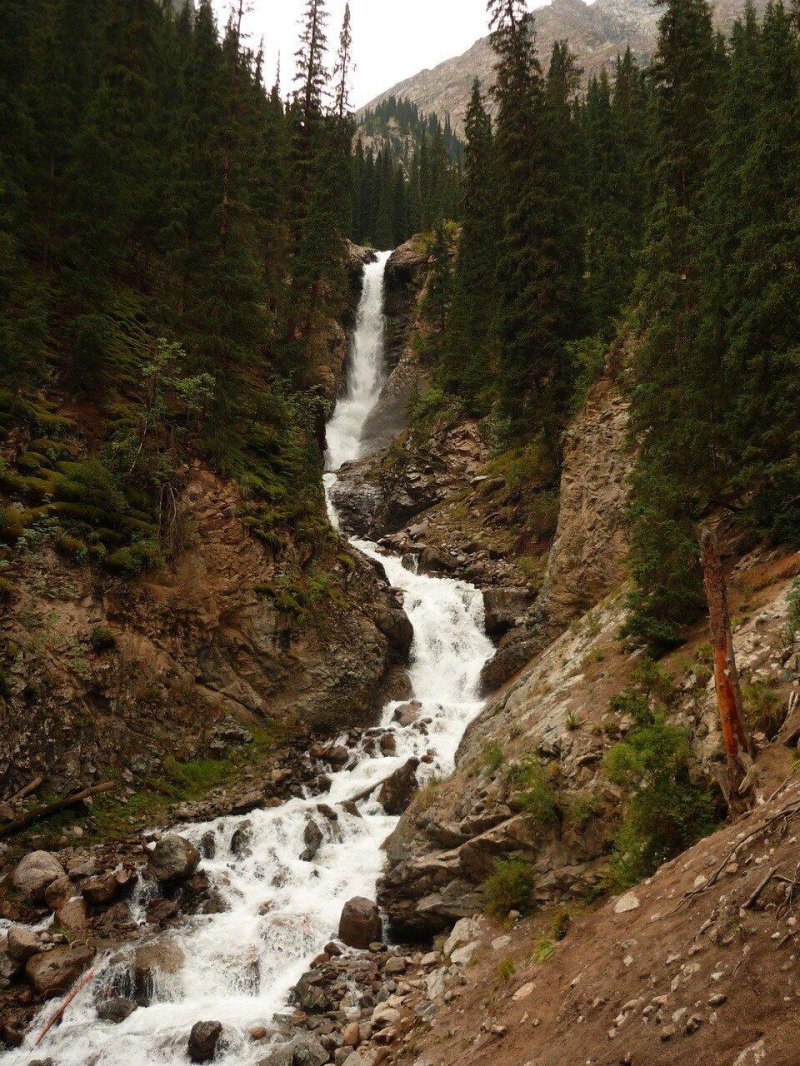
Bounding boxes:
362 0 760 135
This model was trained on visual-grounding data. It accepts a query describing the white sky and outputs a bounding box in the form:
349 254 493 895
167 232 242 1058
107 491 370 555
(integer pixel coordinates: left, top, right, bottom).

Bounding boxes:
210 0 551 110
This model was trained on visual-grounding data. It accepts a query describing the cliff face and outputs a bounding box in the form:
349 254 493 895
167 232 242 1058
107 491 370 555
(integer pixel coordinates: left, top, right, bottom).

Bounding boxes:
362 0 763 136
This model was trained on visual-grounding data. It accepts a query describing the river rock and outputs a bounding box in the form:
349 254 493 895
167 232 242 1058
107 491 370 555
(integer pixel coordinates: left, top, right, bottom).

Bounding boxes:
97 996 137 1024
257 1047 293 1066
82 871 122 906
393 701 422 727
338 897 382 950
44 876 73 911
12 851 66 903
301 819 324 862
189 1020 223 1063
230 822 252 858
291 1034 330 1066
133 940 185 1004
26 942 95 997
56 896 89 930
148 835 200 883
6 927 41 963
378 758 419 815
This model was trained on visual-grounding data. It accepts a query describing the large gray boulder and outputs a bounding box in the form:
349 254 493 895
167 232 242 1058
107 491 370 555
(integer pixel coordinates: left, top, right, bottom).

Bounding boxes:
148 835 200 883
6 926 41 962
12 852 66 903
338 897 382 950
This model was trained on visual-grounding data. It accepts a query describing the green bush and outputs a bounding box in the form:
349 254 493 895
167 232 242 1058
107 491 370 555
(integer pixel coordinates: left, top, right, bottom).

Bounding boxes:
506 757 561 828
56 535 88 561
609 658 677 727
0 578 13 603
484 858 535 918
742 681 784 739
105 538 161 575
605 721 718 888
482 741 504 773
90 626 117 652
788 580 800 643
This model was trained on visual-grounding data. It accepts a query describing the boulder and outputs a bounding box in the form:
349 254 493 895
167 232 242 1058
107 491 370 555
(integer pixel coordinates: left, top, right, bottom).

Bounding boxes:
482 587 534 637
257 1047 293 1066
97 996 137 1024
393 701 422 727
338 897 382 950
44 876 73 911
26 942 95 997
82 871 122 906
12 852 66 903
6 927 41 963
378 758 419 816
378 733 397 756
148 835 200 883
230 822 252 858
56 896 89 930
133 939 185 1005
301 819 324 862
291 1034 330 1066
188 1020 223 1063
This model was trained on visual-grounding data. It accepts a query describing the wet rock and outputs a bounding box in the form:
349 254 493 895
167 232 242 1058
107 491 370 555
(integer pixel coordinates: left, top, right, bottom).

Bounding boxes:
393 701 422 727
148 835 200 883
258 1047 293 1066
133 940 185 1004
6 927 41 963
301 819 324 862
339 897 382 950
201 831 217 859
231 822 253 858
97 996 138 1024
82 870 124 906
378 758 419 816
26 942 95 997
379 734 397 756
188 1020 223 1063
12 851 66 903
482 587 534 637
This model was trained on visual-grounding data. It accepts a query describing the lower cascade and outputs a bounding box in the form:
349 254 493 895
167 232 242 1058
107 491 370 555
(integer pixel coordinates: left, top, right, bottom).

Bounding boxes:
5 251 494 1065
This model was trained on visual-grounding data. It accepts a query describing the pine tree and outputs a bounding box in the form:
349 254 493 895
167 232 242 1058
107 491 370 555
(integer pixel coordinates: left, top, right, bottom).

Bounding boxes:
489 0 572 455
444 80 497 411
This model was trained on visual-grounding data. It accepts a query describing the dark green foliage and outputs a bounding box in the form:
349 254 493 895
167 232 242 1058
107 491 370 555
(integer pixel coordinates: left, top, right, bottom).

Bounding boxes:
484 857 535 917
89 625 117 652
506 757 561 828
350 100 462 249
606 720 719 887
0 0 355 577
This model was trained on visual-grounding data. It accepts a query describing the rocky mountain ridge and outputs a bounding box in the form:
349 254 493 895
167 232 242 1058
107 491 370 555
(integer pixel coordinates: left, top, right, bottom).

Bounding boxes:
362 0 764 135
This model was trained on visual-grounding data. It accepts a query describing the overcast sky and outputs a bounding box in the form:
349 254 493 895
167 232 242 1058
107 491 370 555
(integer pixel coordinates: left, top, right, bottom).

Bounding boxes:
210 0 551 110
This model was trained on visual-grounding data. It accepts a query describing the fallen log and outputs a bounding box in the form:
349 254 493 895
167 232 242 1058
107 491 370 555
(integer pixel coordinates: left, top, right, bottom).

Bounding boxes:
8 775 45 804
0 782 116 839
35 967 96 1046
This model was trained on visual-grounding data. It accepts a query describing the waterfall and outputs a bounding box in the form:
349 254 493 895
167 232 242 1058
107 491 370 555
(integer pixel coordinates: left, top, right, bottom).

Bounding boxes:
5 252 494 1065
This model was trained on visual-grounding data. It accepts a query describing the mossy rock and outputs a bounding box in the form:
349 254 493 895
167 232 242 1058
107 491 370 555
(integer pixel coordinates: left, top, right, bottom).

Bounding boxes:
56 535 88 561
16 451 50 473
90 626 117 652
0 577 14 603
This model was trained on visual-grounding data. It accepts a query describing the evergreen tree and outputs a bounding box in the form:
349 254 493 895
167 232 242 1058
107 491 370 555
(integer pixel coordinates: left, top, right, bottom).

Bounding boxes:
444 80 497 411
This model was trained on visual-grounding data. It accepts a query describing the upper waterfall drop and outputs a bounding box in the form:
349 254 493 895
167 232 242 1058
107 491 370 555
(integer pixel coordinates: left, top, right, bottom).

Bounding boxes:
325 250 392 473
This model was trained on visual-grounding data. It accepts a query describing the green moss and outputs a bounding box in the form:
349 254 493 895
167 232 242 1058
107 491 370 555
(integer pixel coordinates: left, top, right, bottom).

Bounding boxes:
56 535 88 561
482 741 504 773
90 626 117 652
0 577 13 602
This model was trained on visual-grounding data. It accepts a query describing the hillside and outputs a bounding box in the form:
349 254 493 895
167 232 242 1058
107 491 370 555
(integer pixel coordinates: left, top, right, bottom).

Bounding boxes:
362 0 761 134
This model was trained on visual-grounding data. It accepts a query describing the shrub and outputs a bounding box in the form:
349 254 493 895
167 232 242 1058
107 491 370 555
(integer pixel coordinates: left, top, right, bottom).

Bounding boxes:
788 580 800 643
506 757 560 828
484 859 535 918
90 626 117 652
605 721 719 889
0 578 13 603
550 908 571 941
482 742 504 774
496 957 516 983
609 658 676 727
742 681 784 739
56 535 88 561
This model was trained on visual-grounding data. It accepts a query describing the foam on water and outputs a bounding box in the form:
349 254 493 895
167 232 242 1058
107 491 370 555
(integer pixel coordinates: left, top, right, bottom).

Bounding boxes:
4 250 494 1065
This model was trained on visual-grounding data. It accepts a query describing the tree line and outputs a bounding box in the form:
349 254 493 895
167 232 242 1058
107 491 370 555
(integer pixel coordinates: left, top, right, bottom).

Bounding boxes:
419 0 800 650
0 0 358 563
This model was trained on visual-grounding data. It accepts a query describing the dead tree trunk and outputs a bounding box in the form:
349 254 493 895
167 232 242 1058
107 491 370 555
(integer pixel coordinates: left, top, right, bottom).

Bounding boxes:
699 528 752 799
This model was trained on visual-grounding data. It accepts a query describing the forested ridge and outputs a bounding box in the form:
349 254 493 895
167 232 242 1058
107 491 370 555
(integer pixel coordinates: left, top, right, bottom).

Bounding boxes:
416 0 800 651
0 0 356 576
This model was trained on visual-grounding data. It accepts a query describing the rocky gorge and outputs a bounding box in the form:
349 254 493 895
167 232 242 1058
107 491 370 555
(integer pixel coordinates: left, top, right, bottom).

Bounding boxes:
1 243 799 1066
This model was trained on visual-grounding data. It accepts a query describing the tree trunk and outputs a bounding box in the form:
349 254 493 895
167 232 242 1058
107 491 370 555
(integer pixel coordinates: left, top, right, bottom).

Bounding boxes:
699 528 752 798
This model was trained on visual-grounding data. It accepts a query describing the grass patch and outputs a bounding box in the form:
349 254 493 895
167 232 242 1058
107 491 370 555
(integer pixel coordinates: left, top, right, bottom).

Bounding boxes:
742 681 785 738
482 741 504 774
506 757 561 828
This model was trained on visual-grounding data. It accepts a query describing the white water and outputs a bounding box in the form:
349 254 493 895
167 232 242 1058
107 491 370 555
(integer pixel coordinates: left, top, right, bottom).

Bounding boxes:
5 252 494 1065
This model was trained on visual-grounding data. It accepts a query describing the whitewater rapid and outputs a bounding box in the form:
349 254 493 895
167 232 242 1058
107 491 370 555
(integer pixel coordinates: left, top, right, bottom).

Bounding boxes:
5 251 494 1065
